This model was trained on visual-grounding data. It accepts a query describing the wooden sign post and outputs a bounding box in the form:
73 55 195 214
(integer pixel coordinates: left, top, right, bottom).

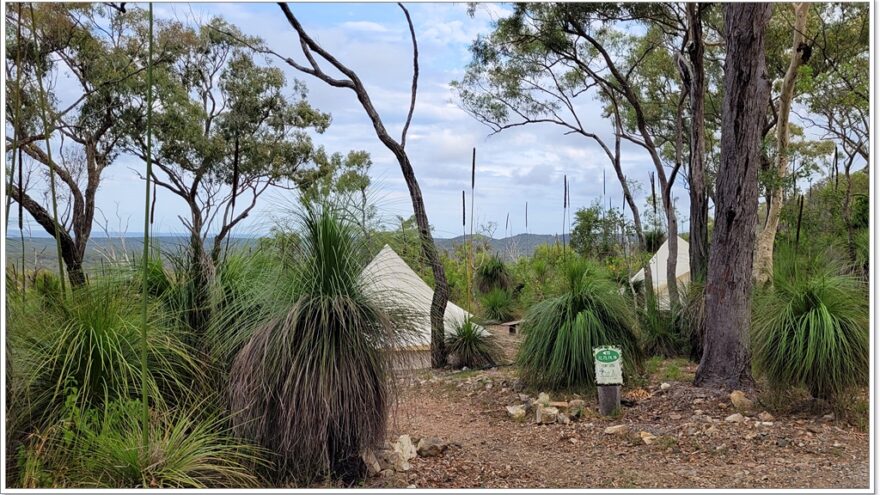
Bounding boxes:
594 346 622 416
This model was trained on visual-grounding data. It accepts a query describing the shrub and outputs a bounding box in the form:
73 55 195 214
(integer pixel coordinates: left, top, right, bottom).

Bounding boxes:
17 398 263 488
517 259 642 390
676 281 706 361
752 269 868 400
639 297 683 358
480 287 515 323
475 253 511 293
226 203 413 483
9 278 200 428
446 317 501 368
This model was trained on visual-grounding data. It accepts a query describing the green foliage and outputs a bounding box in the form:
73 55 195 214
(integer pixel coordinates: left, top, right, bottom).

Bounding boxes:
480 287 515 323
517 259 642 390
223 203 413 483
639 297 683 358
7 277 200 428
752 264 868 400
474 253 511 293
446 318 501 369
32 269 62 303
17 397 263 488
569 201 629 261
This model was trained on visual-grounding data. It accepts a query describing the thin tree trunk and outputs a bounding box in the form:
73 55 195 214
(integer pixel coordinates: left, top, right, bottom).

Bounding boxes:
695 2 772 390
276 3 449 367
753 2 809 285
683 3 709 284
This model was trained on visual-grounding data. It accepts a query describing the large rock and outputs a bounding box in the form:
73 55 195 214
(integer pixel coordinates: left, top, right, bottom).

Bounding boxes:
362 450 382 476
416 437 448 458
604 424 630 435
393 435 417 464
535 406 559 424
506 404 527 420
729 390 754 411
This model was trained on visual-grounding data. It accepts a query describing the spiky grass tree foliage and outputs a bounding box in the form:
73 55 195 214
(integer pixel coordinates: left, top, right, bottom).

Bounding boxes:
475 253 511 293
677 281 706 361
480 287 515 322
639 296 683 358
517 259 642 390
8 277 200 428
17 399 263 488
446 317 501 368
227 203 412 483
752 267 868 401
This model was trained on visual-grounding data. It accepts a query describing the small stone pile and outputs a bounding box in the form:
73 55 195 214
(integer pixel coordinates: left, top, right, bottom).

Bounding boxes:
362 434 451 477
505 392 587 425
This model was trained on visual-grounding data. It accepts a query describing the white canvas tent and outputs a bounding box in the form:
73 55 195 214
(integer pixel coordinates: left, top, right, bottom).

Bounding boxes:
630 236 690 309
360 245 482 369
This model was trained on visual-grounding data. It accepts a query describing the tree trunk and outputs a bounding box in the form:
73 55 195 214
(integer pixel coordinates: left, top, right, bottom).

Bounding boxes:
685 3 709 284
752 2 809 285
9 185 86 288
396 152 449 368
695 2 772 390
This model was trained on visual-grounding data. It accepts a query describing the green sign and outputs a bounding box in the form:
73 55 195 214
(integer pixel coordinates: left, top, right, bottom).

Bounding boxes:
594 346 623 385
595 348 621 363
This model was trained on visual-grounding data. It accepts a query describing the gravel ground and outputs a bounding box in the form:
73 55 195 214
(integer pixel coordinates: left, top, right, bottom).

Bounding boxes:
364 360 870 489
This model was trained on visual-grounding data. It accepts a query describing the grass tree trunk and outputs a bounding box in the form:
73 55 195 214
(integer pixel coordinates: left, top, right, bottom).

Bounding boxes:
695 2 772 390
753 2 809 286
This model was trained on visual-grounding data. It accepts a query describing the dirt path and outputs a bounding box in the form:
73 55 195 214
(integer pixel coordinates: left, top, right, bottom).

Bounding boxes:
365 365 869 489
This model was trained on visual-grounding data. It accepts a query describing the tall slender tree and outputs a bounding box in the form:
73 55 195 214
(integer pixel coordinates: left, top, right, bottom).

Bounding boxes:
695 2 772 390
753 3 810 285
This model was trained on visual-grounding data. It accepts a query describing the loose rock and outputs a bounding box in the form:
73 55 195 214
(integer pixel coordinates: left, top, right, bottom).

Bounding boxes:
535 406 559 424
757 411 775 422
660 382 671 390
730 390 754 411
416 437 448 458
725 413 745 423
506 404 527 420
639 431 657 445
537 392 551 405
604 424 630 435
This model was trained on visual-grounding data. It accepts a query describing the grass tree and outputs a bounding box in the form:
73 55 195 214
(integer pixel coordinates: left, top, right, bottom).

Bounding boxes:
222 3 451 367
752 254 868 401
517 259 642 390
225 203 414 483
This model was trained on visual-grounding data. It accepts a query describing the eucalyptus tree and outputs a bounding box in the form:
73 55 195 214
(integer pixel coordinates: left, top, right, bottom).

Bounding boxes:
795 3 869 265
696 3 772 390
4 4 180 286
454 3 704 307
298 149 375 236
120 19 333 334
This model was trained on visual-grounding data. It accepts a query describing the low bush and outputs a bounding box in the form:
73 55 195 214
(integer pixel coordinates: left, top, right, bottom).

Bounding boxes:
480 287 515 323
752 268 868 401
446 317 501 368
517 259 642 390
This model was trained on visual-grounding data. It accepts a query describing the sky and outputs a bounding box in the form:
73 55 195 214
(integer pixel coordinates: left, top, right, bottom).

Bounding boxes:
11 3 702 239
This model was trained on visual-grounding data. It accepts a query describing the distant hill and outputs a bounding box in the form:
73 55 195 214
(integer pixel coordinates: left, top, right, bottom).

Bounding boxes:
6 232 558 272
434 233 558 260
